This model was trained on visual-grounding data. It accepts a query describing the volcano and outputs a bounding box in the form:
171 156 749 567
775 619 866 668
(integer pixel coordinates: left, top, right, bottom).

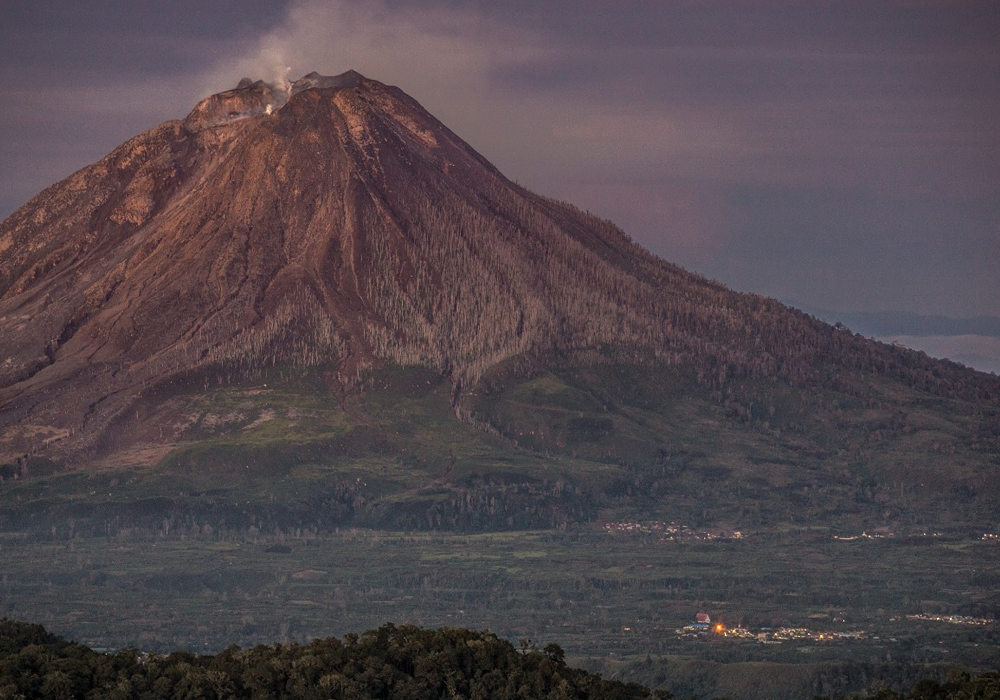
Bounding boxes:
0 72 997 520
5 70 1000 666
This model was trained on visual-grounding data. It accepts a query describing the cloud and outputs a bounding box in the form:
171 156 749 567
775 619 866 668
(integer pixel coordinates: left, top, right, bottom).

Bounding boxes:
198 0 516 106
193 1 740 188
193 0 563 179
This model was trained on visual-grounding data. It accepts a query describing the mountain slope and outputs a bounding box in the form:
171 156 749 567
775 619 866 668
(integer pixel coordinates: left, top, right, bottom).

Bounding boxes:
0 71 997 523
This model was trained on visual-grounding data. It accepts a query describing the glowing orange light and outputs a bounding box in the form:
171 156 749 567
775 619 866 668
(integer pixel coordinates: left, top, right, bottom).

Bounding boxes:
715 624 725 633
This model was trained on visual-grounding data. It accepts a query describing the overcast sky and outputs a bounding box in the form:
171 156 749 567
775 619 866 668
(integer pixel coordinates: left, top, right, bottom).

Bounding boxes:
2 0 998 321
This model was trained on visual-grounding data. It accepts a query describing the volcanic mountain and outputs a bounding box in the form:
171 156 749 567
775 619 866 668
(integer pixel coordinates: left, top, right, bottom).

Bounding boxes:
0 71 998 527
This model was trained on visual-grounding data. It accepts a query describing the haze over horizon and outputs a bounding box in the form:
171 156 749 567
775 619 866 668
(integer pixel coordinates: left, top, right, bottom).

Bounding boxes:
3 2 997 332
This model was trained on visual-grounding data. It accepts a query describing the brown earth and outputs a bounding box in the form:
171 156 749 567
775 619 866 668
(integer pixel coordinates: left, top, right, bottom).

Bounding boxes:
1 71 997 467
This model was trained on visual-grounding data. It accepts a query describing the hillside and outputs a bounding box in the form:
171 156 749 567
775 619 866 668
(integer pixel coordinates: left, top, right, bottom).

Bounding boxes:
0 72 998 663
0 619 664 700
1 71 997 473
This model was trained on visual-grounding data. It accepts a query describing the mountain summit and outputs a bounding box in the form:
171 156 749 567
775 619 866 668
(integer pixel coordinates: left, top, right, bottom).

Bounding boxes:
0 71 997 483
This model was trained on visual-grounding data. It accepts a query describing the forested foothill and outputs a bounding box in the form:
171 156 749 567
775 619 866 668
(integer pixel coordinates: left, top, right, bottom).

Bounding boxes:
0 619 665 700
1 619 997 700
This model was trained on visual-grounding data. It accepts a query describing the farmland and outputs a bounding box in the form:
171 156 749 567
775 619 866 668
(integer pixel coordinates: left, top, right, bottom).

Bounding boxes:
2 524 996 667
1 365 998 698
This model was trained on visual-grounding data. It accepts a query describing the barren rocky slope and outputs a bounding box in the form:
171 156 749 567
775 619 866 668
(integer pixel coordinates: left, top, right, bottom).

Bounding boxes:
0 71 997 469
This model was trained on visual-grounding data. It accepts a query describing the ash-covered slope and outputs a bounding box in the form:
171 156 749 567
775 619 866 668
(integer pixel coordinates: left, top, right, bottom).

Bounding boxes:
0 71 997 466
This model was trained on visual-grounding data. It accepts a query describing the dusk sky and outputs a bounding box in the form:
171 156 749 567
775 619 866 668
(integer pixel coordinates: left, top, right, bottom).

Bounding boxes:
2 2 998 330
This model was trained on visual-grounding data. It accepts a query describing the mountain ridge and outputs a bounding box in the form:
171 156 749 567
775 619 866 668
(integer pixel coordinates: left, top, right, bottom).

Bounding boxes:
2 72 1000 663
0 71 997 478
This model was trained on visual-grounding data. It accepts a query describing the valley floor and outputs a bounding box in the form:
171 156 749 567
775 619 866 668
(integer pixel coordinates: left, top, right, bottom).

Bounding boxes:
2 525 996 671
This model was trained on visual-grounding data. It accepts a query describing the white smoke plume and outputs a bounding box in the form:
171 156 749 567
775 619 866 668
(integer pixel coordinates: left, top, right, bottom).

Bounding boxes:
190 0 739 267
200 0 510 98
193 0 732 195
194 0 557 175
267 63 293 106
187 0 759 287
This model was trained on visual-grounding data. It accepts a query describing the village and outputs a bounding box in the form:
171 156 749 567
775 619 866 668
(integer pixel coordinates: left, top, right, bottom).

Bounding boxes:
675 610 996 646
601 522 1000 545
831 530 1000 542
901 613 994 626
831 528 894 540
602 521 744 541
674 613 868 645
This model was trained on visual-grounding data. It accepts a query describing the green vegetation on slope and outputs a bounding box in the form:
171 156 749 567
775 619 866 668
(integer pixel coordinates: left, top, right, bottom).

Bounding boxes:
0 619 665 700
3 358 996 539
1 362 998 679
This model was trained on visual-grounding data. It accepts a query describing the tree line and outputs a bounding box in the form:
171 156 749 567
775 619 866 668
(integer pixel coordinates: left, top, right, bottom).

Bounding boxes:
0 619 665 700
2 619 998 699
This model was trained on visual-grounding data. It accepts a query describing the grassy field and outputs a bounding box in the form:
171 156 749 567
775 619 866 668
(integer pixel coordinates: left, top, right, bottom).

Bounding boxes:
1 526 997 667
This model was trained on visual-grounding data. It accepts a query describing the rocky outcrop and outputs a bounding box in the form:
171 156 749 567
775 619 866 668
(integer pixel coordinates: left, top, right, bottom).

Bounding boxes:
184 79 284 131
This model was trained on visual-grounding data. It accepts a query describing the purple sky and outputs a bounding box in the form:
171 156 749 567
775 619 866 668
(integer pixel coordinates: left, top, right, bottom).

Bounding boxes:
2 0 999 321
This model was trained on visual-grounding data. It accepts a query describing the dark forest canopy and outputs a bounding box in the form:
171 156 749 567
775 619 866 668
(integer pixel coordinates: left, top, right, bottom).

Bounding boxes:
0 619 664 700
1 619 998 700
